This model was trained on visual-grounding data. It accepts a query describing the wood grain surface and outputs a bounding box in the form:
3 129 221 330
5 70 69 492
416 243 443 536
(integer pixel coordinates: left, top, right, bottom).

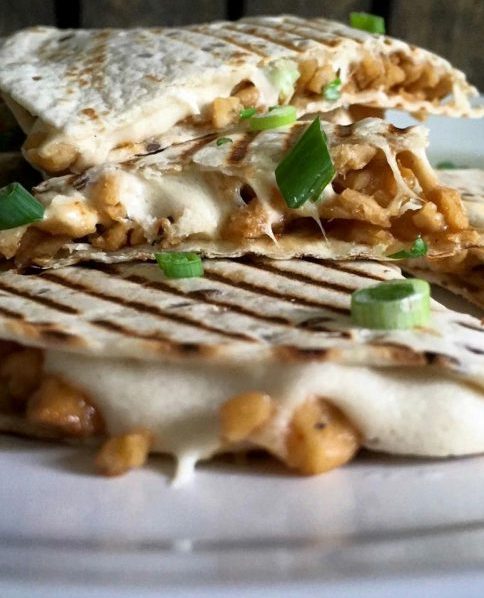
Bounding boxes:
390 0 484 89
0 0 482 90
0 0 55 34
244 0 371 19
82 0 225 28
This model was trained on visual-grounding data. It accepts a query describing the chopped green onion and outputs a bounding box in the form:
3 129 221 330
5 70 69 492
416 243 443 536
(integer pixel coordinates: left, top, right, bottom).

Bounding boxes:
350 12 386 34
216 137 233 146
388 236 428 260
155 252 204 279
323 77 342 102
0 182 44 230
249 106 297 131
436 160 458 169
351 279 430 330
275 117 335 209
239 107 257 120
265 58 299 101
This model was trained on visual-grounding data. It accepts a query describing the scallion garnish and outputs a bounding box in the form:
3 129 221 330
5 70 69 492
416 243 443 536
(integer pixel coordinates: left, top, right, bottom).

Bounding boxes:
323 78 342 102
351 279 430 330
155 252 204 279
249 106 297 131
0 182 44 230
350 12 386 34
240 107 257 120
436 161 458 169
216 137 233 146
387 236 428 260
275 117 335 209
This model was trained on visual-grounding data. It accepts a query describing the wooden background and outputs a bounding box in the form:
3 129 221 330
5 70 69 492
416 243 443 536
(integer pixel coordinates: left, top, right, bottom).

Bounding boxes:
1 0 483 89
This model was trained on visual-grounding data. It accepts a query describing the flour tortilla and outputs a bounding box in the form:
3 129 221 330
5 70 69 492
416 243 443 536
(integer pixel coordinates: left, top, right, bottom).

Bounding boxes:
1 257 484 479
3 117 481 269
0 15 479 174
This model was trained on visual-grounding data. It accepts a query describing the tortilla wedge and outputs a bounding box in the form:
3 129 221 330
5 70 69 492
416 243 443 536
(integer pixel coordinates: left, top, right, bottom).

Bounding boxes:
3 116 481 270
1 257 484 479
0 15 479 175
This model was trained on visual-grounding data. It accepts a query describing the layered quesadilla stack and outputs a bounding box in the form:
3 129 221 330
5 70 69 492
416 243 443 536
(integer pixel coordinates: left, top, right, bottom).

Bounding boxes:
0 13 483 479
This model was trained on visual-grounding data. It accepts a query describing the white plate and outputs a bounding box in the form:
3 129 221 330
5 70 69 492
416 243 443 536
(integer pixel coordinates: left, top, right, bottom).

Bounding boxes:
1 113 484 598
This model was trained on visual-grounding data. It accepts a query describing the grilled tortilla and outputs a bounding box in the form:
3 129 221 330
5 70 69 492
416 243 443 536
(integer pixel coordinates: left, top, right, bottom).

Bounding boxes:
3 117 481 270
0 15 479 175
1 258 484 479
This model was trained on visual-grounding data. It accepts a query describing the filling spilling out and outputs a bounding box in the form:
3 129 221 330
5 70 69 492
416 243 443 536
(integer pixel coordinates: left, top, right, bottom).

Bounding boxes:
4 134 478 270
0 341 360 477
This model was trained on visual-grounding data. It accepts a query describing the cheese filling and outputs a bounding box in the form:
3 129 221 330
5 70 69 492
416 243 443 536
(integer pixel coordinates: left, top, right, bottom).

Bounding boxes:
6 118 477 269
37 350 484 480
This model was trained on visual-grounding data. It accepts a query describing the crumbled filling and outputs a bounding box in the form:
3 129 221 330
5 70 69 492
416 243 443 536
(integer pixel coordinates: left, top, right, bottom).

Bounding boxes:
5 141 478 271
0 341 104 438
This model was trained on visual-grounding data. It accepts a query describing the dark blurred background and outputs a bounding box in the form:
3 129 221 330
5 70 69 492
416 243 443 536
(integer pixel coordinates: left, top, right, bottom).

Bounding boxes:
1 0 483 89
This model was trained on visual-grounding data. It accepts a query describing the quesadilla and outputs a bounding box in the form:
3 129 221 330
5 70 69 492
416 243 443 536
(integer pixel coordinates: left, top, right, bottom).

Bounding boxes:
0 15 478 175
402 170 484 310
1 257 484 479
2 117 481 270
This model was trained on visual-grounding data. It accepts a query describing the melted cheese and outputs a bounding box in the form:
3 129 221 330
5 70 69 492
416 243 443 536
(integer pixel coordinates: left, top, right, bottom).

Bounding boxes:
44 351 484 482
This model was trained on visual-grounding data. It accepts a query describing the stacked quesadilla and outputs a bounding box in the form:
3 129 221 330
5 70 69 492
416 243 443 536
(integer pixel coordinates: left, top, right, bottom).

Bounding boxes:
0 14 483 480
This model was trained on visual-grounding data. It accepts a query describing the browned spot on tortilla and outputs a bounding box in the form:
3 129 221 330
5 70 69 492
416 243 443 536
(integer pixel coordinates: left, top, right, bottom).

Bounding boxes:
275 345 338 362
144 74 163 83
227 132 259 164
368 342 427 366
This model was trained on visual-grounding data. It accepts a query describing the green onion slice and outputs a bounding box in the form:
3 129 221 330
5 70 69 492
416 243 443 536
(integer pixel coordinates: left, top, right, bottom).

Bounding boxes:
350 12 386 34
323 77 342 102
275 117 335 208
249 106 297 131
0 182 44 230
387 236 428 260
351 279 430 330
240 107 257 120
155 252 204 279
216 137 233 146
436 160 458 170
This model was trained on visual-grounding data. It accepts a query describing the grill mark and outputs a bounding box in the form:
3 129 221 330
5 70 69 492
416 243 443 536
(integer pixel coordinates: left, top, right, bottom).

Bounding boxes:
302 258 391 282
156 29 236 60
0 305 24 320
91 318 214 356
227 131 259 164
464 345 484 356
202 264 350 315
113 270 290 326
178 133 218 163
181 26 258 58
89 318 178 346
224 23 304 52
41 272 255 342
457 321 484 334
245 260 357 294
189 26 269 57
0 280 79 315
278 17 348 45
107 267 350 338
